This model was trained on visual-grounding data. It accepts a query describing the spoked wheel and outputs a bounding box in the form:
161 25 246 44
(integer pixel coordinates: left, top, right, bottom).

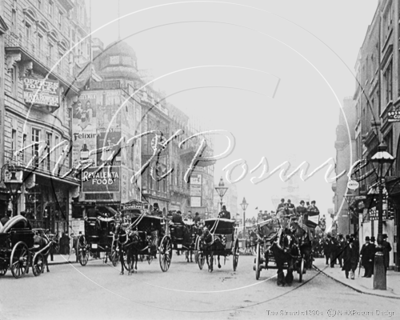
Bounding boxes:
0 266 7 276
10 242 30 279
159 236 172 272
78 235 89 266
299 258 305 283
197 251 205 270
32 253 45 277
232 239 239 272
255 242 261 280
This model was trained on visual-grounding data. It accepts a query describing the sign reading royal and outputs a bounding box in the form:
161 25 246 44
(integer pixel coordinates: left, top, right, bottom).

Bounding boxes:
23 77 59 107
82 167 120 192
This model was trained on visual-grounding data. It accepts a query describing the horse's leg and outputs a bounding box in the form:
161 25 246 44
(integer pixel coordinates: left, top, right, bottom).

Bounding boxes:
190 250 193 263
119 246 124 275
285 259 294 285
218 255 221 269
185 250 189 262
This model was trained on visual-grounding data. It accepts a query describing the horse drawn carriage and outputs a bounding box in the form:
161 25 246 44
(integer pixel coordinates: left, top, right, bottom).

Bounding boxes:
253 215 306 285
114 208 172 274
0 216 53 278
168 219 202 263
76 206 119 266
196 218 239 272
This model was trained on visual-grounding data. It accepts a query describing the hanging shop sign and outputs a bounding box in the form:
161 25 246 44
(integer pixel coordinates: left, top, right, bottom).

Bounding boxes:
347 180 359 190
82 167 120 192
388 110 400 122
23 77 59 107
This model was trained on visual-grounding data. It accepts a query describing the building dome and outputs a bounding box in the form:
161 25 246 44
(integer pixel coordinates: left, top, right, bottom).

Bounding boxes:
104 41 137 60
98 40 140 81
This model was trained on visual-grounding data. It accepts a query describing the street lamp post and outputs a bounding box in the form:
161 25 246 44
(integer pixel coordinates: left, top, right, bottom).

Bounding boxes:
370 141 395 290
214 177 228 213
240 197 248 236
1 163 23 217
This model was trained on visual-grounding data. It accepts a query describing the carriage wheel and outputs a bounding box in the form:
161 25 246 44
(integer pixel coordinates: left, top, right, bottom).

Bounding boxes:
197 251 205 270
299 258 305 283
255 242 261 280
32 253 45 277
159 236 172 272
232 239 239 272
10 242 30 279
0 265 8 276
78 235 89 266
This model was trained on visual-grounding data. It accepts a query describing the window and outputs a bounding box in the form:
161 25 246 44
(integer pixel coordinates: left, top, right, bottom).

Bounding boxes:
37 34 43 54
22 134 27 162
48 43 53 65
32 128 40 167
48 0 53 16
384 62 393 104
11 9 17 33
55 136 59 163
10 65 18 96
11 129 17 160
38 0 42 10
58 11 63 28
46 132 52 170
25 23 31 46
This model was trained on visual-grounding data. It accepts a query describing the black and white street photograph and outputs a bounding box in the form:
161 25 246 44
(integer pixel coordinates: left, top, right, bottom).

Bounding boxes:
0 1 399 319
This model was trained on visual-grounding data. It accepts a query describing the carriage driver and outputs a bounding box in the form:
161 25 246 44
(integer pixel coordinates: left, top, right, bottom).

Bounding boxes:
171 211 184 225
218 205 231 219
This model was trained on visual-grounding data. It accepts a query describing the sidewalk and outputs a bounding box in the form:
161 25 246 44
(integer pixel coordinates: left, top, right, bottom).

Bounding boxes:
313 258 400 299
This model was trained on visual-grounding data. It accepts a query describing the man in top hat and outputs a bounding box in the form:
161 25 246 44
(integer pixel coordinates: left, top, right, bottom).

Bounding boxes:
360 236 375 277
172 210 184 225
218 205 231 219
276 199 285 213
382 234 392 272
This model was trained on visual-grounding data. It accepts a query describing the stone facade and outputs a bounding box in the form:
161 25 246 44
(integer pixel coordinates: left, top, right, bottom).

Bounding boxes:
0 0 90 236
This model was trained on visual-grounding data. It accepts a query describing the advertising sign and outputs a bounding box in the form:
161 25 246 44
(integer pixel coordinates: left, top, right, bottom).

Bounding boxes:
190 174 202 184
82 167 120 192
191 196 201 207
190 184 202 196
70 220 85 235
23 77 59 107
388 110 400 122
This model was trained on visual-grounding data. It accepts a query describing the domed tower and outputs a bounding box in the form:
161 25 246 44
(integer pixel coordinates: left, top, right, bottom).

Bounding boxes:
98 41 141 88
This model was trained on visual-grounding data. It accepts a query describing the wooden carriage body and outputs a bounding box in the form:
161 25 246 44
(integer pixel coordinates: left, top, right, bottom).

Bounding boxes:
84 217 115 252
204 218 236 255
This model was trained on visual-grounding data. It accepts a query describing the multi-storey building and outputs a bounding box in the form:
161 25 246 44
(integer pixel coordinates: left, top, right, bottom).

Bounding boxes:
0 0 90 235
0 12 9 216
332 97 357 235
351 0 399 270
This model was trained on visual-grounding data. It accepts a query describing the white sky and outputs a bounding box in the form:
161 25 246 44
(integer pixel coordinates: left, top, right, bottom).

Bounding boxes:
88 0 379 219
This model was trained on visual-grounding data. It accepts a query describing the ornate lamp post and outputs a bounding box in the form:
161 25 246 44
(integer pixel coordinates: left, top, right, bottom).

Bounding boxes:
370 141 395 290
215 177 228 212
1 163 23 217
240 197 248 235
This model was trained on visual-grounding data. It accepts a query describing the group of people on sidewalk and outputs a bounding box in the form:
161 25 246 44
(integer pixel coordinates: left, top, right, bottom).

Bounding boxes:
323 233 392 280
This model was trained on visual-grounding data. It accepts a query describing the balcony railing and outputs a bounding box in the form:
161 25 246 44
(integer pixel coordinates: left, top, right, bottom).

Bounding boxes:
5 33 74 85
3 149 76 182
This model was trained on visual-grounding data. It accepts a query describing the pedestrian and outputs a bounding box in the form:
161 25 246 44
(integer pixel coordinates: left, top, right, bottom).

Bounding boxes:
342 235 359 279
370 236 376 275
330 235 339 268
382 234 392 272
323 234 332 266
61 232 70 255
337 234 346 268
193 212 201 225
360 236 375 277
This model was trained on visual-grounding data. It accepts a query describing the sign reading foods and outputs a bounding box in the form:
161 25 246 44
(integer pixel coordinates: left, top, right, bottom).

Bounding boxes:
23 77 59 107
82 167 120 192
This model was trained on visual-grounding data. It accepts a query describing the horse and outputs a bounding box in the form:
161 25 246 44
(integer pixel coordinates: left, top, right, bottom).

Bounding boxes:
268 227 300 286
185 224 203 263
113 224 140 275
199 227 225 272
31 231 53 274
290 220 313 270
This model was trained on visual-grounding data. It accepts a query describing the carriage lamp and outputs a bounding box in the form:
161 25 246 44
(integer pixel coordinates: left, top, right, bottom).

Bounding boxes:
370 141 395 291
240 197 248 235
215 177 228 212
2 164 23 217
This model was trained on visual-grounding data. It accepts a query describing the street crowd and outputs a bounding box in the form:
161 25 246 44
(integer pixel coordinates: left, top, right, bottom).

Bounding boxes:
321 233 392 280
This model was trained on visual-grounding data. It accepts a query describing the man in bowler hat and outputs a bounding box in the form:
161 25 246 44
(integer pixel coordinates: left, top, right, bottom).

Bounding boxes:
360 236 375 277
